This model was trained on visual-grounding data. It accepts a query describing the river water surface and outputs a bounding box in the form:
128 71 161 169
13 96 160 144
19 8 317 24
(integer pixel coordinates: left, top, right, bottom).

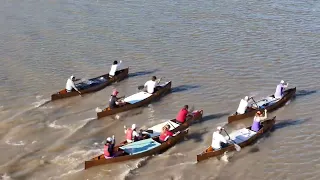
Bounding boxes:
1 0 320 179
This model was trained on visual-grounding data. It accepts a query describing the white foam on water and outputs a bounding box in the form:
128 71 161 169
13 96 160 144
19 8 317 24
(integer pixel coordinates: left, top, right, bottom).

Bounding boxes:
48 168 82 180
48 120 72 130
5 138 25 146
119 156 151 180
1 173 13 180
31 98 50 108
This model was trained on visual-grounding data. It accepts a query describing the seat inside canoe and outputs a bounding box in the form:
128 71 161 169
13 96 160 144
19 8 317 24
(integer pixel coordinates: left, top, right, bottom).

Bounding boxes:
123 92 153 104
119 138 161 155
251 96 280 109
145 120 180 137
226 128 257 144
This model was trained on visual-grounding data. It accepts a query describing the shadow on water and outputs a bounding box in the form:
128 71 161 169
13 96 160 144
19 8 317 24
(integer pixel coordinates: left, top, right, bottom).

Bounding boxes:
171 85 200 93
200 113 230 123
295 90 317 98
272 117 312 131
187 129 209 143
129 69 159 78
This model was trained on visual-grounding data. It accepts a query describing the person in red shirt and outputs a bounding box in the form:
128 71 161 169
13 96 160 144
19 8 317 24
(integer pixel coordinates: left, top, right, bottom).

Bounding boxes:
175 105 192 124
159 124 174 142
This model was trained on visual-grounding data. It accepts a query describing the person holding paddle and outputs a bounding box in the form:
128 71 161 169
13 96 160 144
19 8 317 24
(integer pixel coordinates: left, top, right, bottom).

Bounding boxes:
274 80 289 99
175 105 193 124
251 109 268 132
159 124 174 142
236 96 250 115
109 89 125 109
210 126 229 150
109 60 123 78
143 76 162 94
65 75 81 94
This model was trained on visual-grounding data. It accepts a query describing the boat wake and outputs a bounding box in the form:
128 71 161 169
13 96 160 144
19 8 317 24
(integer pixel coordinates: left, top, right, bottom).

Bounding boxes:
0 173 13 180
119 156 151 180
5 138 25 146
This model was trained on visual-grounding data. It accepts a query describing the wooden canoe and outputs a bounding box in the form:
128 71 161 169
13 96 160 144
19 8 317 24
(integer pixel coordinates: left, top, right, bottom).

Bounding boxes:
228 87 296 123
51 68 129 101
97 81 172 119
84 129 188 170
118 109 204 145
196 116 276 162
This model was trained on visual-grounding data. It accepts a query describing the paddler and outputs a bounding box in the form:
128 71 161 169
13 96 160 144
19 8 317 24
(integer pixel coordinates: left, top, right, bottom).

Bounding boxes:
124 124 141 143
159 124 174 142
236 96 250 115
109 89 125 109
274 80 288 99
210 126 229 150
251 109 267 132
104 135 115 158
109 60 123 78
65 75 81 94
143 76 161 94
175 105 193 124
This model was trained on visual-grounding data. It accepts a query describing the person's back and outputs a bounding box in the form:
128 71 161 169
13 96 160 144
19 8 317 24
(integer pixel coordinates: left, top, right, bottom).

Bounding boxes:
211 127 228 150
236 96 249 114
251 110 267 132
125 124 139 143
104 137 115 158
274 80 288 99
65 75 80 93
176 105 189 123
109 60 122 76
144 76 160 94
109 95 118 109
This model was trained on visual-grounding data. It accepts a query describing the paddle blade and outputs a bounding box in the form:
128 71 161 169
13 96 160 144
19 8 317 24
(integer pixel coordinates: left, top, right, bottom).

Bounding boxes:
234 144 241 152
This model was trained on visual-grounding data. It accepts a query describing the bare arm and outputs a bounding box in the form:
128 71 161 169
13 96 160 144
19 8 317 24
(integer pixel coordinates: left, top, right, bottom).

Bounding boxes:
71 81 80 93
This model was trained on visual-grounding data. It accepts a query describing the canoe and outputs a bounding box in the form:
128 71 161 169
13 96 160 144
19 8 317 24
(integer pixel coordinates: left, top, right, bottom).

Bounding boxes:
196 116 276 162
84 129 188 169
118 109 203 144
97 81 172 119
228 87 296 123
51 68 129 101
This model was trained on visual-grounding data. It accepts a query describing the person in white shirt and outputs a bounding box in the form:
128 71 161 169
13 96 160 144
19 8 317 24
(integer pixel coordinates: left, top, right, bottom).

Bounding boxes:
124 124 141 143
65 75 81 94
109 60 122 77
144 76 161 94
236 96 250 115
211 126 229 150
274 80 288 99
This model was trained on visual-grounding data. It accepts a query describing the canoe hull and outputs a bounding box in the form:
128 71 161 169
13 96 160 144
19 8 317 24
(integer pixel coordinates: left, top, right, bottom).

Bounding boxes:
51 68 129 101
97 81 172 119
196 116 276 162
84 129 188 169
228 88 296 123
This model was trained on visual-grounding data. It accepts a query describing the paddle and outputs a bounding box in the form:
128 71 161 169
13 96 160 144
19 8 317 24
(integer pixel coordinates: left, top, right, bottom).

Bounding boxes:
137 77 164 90
249 97 259 109
223 129 241 152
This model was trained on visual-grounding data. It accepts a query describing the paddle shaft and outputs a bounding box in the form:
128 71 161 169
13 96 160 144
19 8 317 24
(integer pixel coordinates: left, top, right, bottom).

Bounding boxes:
250 97 259 109
223 129 241 151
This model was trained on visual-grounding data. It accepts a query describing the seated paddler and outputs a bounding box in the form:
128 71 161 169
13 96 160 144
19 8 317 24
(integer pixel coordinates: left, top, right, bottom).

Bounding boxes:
104 135 115 158
251 109 268 132
159 124 174 142
109 60 123 78
144 76 162 94
236 96 250 115
211 126 229 150
274 80 288 99
124 124 141 143
65 75 81 94
175 105 193 124
109 89 125 109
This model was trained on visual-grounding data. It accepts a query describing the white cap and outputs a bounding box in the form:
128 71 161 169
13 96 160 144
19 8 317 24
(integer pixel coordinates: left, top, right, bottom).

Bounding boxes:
132 124 136 130
244 96 249 101
217 126 223 131
280 80 285 84
70 75 75 80
106 137 112 142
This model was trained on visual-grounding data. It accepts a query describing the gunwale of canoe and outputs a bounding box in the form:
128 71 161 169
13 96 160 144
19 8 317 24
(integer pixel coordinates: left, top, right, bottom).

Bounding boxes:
196 116 276 162
97 81 172 119
84 129 188 170
228 87 296 123
51 68 129 101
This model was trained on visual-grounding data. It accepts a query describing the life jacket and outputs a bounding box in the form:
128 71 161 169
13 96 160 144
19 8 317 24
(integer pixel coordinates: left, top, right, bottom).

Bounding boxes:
104 143 113 157
176 108 188 123
126 128 134 141
159 130 173 142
